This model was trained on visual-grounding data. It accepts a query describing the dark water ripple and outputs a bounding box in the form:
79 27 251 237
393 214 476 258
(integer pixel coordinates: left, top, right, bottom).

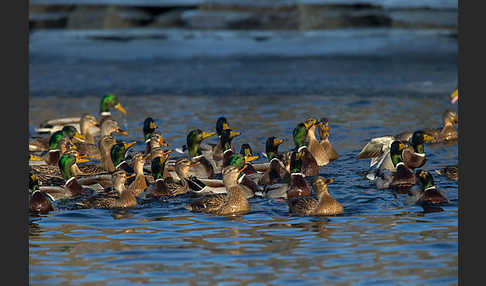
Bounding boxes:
29 93 457 285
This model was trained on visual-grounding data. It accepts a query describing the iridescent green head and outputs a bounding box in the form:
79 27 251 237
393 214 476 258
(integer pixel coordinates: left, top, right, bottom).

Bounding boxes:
216 117 230 137
240 144 253 157
265 137 284 160
110 141 136 167
220 129 241 152
143 117 158 141
48 126 83 150
390 141 406 167
186 129 216 158
100 93 126 114
289 148 305 174
228 154 246 169
151 154 169 180
416 170 436 189
292 118 316 149
58 152 77 180
411 130 433 153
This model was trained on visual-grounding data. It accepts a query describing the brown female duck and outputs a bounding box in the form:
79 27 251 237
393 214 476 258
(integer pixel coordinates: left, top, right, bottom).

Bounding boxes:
317 118 338 161
434 165 458 181
127 153 150 197
85 170 137 209
424 110 458 144
288 177 343 216
187 165 250 216
305 118 330 166
146 157 198 198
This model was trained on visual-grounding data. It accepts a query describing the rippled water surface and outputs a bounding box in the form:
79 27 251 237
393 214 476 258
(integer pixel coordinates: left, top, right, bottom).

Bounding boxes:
29 92 458 285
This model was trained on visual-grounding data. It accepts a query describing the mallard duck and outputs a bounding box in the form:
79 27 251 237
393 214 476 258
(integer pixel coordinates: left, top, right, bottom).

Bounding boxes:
79 114 99 144
82 170 137 209
29 125 85 153
423 110 458 144
400 130 434 170
73 135 118 175
127 153 150 197
211 129 241 172
35 93 127 135
36 152 100 201
186 165 250 216
451 88 458 104
110 141 138 172
29 135 81 168
317 118 338 161
356 130 432 171
145 131 168 160
434 165 458 181
74 119 128 160
305 118 330 166
414 170 449 205
146 156 197 198
262 148 312 199
216 116 230 137
184 129 216 178
143 117 158 142
288 177 343 216
291 119 319 176
29 173 55 214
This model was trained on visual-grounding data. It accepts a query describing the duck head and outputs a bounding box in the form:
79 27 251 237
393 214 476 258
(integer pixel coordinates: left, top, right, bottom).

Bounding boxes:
186 129 216 158
222 164 247 189
220 129 241 152
292 118 317 149
442 110 458 126
110 141 137 168
411 130 434 153
58 150 89 180
265 137 284 160
143 117 158 141
150 148 172 180
101 119 128 137
216 117 230 137
390 141 407 167
174 157 200 180
416 170 436 190
48 126 84 150
311 176 334 196
100 93 126 115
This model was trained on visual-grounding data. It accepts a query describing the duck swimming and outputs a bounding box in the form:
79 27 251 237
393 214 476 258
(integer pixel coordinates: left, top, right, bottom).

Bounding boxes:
434 165 458 181
291 119 319 176
414 170 449 205
186 165 250 216
288 176 343 216
184 129 216 178
29 173 55 214
35 93 127 135
424 110 458 144
317 118 338 161
305 117 330 166
83 170 137 209
147 157 199 198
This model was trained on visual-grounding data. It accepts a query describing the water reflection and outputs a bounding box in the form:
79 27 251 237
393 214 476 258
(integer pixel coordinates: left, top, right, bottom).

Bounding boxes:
29 93 457 285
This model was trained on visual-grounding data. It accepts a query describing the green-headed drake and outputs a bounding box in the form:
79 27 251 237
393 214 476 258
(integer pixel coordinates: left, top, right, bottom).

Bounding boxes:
415 170 449 205
292 119 319 176
317 118 339 161
186 165 250 216
184 129 216 178
288 177 343 216
29 125 85 154
29 173 55 214
110 141 137 172
212 129 241 171
35 93 126 135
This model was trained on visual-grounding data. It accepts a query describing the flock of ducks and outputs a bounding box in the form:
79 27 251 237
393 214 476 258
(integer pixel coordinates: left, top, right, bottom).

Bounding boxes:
28 90 459 216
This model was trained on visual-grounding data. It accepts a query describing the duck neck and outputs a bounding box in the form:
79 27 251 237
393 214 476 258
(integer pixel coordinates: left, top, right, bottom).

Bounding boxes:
306 125 318 143
151 157 166 180
101 148 115 172
188 141 202 158
81 123 95 145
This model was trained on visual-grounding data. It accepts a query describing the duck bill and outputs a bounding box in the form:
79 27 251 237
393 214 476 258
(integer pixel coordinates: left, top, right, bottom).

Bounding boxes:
450 89 458 104
117 128 128 136
325 178 335 184
189 161 200 168
74 132 85 140
124 142 137 150
126 173 137 179
30 154 44 161
150 122 158 129
245 155 259 163
304 119 317 129
274 138 284 146
159 138 168 147
201 131 216 139
229 131 241 139
76 157 90 163
238 164 248 174
223 122 230 130
162 150 173 156
115 103 127 114
423 134 434 142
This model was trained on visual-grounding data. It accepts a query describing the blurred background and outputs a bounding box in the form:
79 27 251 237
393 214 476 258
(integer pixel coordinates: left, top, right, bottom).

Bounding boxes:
29 0 457 97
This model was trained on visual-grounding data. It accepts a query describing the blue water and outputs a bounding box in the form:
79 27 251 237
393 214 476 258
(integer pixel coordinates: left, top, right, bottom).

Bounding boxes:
29 28 457 285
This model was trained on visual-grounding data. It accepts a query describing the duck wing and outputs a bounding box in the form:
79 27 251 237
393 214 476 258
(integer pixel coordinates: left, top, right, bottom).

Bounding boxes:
356 136 395 168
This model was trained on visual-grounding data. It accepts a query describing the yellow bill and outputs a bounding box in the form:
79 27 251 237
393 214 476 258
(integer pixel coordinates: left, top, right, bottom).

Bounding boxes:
115 103 127 114
238 164 248 174
245 155 259 163
124 141 137 150
189 161 201 168
202 131 216 139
